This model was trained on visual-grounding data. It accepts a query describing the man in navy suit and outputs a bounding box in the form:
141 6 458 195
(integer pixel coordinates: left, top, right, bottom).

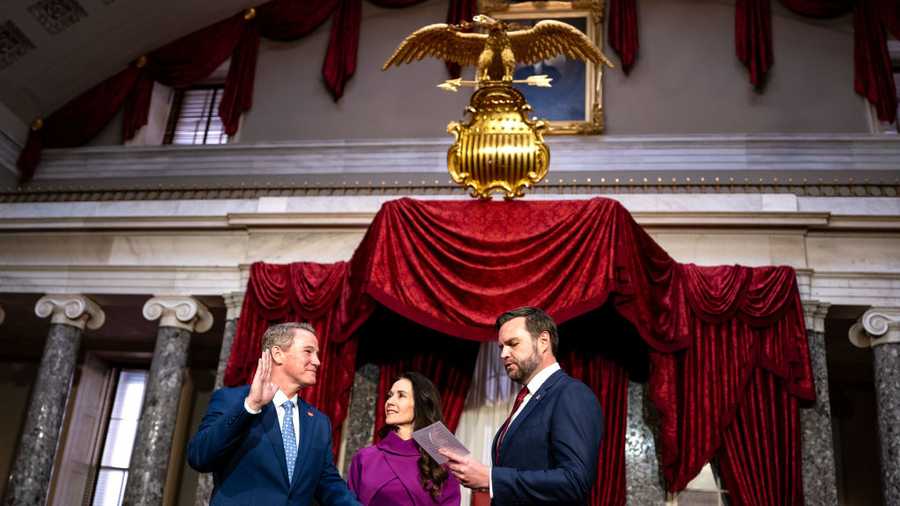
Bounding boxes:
443 307 604 505
188 322 360 505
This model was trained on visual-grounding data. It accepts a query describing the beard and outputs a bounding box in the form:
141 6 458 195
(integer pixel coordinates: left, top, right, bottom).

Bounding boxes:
506 344 541 384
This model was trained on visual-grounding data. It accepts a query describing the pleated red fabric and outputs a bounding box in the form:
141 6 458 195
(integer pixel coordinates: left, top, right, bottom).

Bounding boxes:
608 0 639 74
226 198 814 502
736 0 774 88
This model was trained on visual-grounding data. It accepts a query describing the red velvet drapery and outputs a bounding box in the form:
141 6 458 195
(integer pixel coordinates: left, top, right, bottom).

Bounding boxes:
17 0 470 182
19 0 898 182
558 306 644 506
612 0 897 120
718 368 803 505
16 65 142 182
608 0 639 75
225 198 815 502
356 308 480 438
736 0 773 89
228 261 375 446
646 263 812 495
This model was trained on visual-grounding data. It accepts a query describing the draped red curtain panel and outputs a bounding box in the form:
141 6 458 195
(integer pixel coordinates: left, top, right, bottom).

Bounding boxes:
16 0 474 182
17 0 899 182
356 308 480 439
224 198 815 504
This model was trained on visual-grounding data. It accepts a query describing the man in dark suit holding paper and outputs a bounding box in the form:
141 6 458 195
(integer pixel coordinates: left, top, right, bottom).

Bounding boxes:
442 307 604 505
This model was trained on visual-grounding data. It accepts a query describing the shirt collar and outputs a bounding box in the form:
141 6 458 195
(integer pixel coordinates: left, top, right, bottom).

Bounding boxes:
273 389 298 408
526 362 561 395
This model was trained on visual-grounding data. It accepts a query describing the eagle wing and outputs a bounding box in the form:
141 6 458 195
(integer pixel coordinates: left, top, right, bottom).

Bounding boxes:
508 20 614 67
383 24 487 70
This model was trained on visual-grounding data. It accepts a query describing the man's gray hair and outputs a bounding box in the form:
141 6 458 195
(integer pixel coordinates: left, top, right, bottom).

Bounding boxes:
261 322 317 352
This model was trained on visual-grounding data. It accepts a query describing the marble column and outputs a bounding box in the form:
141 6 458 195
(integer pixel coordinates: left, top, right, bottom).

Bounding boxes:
799 301 839 506
123 296 213 506
340 363 380 476
849 307 900 506
5 295 105 506
194 292 243 506
625 381 666 505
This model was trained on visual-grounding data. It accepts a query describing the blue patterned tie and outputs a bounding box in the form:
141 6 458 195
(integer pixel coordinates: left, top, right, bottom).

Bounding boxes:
282 400 297 484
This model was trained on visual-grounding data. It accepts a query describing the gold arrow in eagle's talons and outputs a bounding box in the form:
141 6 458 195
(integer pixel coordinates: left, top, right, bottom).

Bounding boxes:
437 78 478 92
511 75 553 88
384 14 611 199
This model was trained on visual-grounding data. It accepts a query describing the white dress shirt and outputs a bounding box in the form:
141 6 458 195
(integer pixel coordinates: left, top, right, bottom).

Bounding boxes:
490 361 562 496
244 389 300 443
509 361 561 426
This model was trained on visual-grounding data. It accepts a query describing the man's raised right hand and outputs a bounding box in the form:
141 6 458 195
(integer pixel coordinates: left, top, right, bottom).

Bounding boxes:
246 350 278 412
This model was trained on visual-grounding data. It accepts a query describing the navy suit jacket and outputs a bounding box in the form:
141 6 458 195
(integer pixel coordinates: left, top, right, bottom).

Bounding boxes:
187 385 360 506
490 369 604 506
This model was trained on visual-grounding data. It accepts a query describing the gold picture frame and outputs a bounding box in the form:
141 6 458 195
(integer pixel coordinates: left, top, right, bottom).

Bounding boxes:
478 1 607 134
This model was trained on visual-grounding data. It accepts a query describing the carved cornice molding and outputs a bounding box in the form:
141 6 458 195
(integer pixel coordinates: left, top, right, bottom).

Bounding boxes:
802 300 831 334
2 180 898 203
3 135 898 201
142 296 213 333
34 294 105 330
223 291 245 320
849 307 900 348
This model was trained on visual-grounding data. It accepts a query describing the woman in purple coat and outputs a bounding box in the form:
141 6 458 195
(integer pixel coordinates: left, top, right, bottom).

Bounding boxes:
348 372 461 506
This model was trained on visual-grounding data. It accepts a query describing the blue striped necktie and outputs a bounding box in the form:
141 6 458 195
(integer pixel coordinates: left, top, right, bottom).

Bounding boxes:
282 400 297 483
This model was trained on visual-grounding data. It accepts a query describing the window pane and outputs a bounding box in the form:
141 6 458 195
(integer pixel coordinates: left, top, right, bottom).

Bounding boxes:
110 370 147 420
92 469 126 506
99 419 139 468
171 88 228 145
92 370 147 505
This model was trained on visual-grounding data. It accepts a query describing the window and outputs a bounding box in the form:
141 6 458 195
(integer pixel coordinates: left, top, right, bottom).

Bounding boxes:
164 85 228 145
90 370 148 506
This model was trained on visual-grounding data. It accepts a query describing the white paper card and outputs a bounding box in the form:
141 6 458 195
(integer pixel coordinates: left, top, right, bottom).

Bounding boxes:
412 421 470 465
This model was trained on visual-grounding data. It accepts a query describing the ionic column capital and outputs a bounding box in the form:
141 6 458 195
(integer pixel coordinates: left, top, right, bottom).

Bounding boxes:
223 292 245 321
143 296 213 333
802 300 831 334
34 294 105 330
849 307 900 348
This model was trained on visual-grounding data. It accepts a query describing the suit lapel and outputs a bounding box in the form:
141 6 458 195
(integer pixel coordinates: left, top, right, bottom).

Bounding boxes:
262 403 291 486
498 370 565 460
291 397 315 488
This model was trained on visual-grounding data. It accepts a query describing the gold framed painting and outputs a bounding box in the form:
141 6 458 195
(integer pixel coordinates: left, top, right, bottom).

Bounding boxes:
478 0 607 134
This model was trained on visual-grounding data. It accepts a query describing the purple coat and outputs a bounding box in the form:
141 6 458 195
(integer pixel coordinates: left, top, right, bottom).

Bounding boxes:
348 431 461 506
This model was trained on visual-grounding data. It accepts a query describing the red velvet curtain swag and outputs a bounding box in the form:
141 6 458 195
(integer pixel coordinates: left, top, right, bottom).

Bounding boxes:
225 198 815 504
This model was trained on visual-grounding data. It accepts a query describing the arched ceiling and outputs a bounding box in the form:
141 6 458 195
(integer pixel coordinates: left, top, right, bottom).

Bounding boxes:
0 0 256 127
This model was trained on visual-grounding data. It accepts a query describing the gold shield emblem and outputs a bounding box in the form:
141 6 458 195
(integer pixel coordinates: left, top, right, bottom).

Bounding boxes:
447 84 549 199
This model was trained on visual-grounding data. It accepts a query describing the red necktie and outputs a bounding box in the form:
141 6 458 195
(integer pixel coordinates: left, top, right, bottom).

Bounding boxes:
494 386 530 463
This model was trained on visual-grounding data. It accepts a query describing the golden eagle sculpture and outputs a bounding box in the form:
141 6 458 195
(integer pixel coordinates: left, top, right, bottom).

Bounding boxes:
382 14 614 200
383 14 613 84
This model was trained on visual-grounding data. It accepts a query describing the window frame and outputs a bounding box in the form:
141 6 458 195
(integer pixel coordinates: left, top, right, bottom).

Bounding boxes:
163 83 228 146
87 368 150 506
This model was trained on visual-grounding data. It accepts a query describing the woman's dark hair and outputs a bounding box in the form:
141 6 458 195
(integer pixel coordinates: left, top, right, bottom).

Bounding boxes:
379 371 449 501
